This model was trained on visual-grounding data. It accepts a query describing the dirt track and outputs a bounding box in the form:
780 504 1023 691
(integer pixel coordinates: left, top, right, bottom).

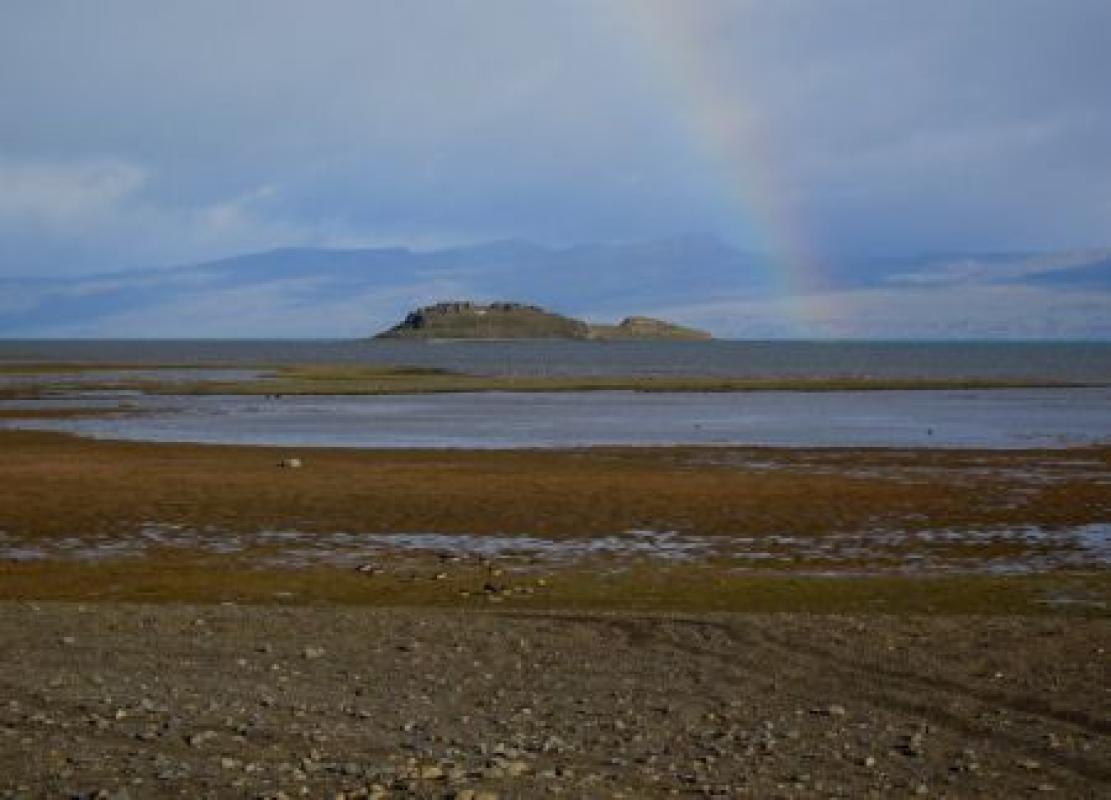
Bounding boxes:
1 604 1107 799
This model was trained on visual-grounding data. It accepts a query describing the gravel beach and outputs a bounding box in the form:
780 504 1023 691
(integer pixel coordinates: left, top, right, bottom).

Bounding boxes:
1 604 1108 799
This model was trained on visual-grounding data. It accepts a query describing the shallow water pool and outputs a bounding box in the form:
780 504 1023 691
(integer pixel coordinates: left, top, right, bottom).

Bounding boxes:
4 386 1111 449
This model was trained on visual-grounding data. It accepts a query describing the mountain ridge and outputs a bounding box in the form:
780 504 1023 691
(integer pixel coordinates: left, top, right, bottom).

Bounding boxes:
0 237 1109 338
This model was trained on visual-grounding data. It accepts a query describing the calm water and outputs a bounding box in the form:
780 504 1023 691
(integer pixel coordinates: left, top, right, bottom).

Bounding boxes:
3 339 1111 380
8 388 1111 449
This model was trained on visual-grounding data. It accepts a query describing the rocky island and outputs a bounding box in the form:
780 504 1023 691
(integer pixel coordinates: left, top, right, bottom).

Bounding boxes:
375 301 712 341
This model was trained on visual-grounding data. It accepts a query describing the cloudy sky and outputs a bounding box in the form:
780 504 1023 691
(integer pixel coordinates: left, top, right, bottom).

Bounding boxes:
2 0 1109 279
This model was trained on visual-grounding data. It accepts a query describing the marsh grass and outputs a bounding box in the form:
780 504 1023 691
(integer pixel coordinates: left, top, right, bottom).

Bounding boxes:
1 431 1108 613
0 558 1106 615
1 361 1097 397
160 364 1094 396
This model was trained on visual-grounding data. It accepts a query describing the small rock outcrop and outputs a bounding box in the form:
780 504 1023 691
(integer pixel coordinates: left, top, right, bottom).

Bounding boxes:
587 316 712 341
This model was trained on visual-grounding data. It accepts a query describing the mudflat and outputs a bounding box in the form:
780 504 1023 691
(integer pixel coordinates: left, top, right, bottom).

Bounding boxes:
1 428 1109 611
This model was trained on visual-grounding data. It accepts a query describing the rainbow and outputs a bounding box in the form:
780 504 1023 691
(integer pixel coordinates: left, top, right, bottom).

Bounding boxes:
615 2 833 335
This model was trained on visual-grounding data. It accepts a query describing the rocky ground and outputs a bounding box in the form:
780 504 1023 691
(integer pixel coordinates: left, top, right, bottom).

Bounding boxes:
1 604 1107 799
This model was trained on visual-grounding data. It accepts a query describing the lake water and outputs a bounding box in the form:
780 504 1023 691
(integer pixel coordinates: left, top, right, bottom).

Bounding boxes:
8 387 1111 449
5 340 1111 449
3 339 1111 381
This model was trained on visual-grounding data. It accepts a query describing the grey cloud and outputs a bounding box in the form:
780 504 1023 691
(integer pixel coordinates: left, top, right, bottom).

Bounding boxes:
1 0 1109 298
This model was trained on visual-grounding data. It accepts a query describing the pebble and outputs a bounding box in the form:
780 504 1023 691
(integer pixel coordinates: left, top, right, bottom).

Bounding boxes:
187 730 217 747
0 606 1099 799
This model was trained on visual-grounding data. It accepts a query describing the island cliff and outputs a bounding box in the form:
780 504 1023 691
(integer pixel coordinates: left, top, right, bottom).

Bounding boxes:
374 301 711 341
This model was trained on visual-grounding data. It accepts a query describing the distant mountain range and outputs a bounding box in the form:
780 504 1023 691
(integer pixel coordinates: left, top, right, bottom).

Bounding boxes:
1 236 1109 338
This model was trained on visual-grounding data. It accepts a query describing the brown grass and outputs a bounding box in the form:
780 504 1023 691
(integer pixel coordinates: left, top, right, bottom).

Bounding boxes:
1 430 1109 612
161 365 1096 396
3 361 1099 396
0 558 1106 615
3 431 1109 541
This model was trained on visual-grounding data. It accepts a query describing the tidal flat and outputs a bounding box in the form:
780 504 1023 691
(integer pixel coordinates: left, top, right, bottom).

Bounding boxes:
1 357 1108 797
2 429 1109 609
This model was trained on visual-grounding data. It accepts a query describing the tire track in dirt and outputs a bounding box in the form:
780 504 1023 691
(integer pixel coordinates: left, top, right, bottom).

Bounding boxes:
750 626 1110 736
701 619 1111 786
515 611 1111 786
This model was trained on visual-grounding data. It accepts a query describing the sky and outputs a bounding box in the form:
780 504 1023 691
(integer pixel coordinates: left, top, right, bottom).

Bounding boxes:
3 0 1110 276
1 1 1110 339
